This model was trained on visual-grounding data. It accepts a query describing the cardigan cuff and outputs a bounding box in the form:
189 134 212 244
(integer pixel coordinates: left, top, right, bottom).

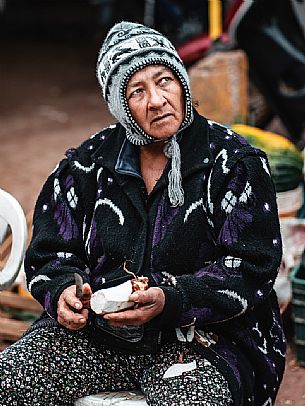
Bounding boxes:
157 286 183 328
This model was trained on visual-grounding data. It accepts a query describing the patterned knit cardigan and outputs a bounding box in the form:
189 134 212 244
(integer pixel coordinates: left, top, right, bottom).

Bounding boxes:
25 110 286 406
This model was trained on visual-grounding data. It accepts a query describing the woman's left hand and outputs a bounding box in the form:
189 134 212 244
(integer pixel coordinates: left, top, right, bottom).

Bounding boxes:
103 287 165 326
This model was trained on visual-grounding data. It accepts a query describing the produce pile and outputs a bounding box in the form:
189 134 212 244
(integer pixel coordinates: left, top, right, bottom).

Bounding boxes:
231 124 304 194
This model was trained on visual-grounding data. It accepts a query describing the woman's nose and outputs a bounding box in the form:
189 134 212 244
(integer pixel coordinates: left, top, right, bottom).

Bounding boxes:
148 87 166 109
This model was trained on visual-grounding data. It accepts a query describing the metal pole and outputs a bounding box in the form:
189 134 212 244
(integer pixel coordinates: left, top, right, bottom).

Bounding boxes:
208 0 222 40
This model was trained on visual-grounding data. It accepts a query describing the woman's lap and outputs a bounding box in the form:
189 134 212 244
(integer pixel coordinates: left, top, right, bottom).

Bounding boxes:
141 342 233 406
0 327 138 405
0 326 233 406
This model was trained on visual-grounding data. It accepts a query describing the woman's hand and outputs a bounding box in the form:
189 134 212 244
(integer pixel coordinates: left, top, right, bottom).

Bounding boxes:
103 287 165 326
57 283 92 330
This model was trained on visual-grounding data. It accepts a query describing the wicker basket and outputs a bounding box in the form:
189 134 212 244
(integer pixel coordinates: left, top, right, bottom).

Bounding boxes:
291 264 305 366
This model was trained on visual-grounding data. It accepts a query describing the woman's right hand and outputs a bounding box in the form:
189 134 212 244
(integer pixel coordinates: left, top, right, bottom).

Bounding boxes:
57 283 92 330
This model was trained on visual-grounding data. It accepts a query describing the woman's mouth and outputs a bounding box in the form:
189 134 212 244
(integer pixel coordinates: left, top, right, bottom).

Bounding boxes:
151 113 172 124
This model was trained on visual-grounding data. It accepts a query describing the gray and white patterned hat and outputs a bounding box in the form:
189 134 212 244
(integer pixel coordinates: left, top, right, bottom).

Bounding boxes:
96 21 194 206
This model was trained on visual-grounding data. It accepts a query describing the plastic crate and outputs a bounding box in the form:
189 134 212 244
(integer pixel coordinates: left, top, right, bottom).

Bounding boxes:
290 264 305 366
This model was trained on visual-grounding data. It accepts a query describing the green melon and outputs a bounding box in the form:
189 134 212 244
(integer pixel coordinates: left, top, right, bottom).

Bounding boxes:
231 124 304 193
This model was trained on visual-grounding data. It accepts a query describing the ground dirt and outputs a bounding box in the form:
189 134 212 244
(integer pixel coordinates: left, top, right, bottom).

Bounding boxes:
1 39 305 405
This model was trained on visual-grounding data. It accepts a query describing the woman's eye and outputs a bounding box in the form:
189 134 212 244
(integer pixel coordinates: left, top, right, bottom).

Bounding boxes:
128 88 143 99
159 77 173 86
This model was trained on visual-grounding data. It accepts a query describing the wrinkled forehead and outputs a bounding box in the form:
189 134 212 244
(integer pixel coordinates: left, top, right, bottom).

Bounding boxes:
127 64 181 87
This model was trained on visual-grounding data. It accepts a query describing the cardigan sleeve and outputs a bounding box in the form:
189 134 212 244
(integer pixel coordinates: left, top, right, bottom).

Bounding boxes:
158 150 282 328
24 159 90 320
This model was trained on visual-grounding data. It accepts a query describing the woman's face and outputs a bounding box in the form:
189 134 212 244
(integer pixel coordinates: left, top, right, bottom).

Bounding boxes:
126 65 184 140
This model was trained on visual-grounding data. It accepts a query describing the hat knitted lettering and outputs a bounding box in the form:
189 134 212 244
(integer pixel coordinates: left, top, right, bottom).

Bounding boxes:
96 21 194 206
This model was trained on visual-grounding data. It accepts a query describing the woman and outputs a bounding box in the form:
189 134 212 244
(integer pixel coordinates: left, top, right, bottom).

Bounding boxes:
0 22 286 405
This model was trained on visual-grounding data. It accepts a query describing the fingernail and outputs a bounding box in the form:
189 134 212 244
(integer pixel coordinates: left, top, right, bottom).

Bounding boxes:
79 318 85 323
75 302 81 309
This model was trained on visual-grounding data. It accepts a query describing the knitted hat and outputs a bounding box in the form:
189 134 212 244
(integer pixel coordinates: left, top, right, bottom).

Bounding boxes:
96 21 194 206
